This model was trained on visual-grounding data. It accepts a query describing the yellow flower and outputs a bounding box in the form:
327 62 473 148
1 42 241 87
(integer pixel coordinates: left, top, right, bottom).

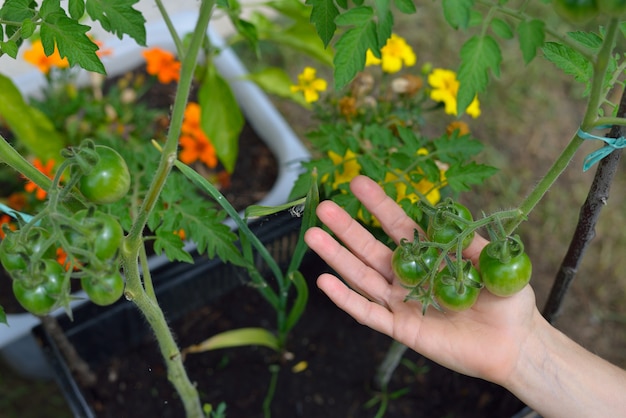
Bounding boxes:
23 39 69 74
142 47 181 84
327 149 361 189
290 67 327 103
384 170 441 206
365 34 416 74
427 68 481 118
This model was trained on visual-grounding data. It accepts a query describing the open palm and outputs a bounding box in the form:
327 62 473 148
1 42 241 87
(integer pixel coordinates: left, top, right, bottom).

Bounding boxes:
304 175 540 385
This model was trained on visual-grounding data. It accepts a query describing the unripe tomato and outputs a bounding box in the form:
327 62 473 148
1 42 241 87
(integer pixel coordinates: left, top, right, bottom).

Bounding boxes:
479 236 532 297
433 263 482 312
66 209 124 262
427 200 474 251
553 0 599 25
391 244 439 287
78 145 130 204
12 260 67 315
81 271 125 306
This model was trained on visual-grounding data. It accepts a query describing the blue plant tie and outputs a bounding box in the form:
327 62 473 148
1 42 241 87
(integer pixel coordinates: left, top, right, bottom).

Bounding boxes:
578 127 626 172
0 202 36 224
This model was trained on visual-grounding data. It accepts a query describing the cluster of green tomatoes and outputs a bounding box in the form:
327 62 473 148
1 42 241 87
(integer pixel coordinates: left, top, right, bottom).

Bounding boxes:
391 199 533 313
0 141 130 315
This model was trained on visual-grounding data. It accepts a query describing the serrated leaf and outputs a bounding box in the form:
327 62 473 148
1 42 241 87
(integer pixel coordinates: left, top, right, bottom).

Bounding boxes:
85 0 146 45
40 13 105 73
154 228 194 263
567 30 602 51
393 0 416 14
434 135 484 162
68 0 85 19
333 21 378 89
444 162 498 192
335 5 373 26
306 0 339 48
490 18 513 39
517 19 545 64
457 34 501 115
198 63 243 173
441 0 473 30
542 41 592 86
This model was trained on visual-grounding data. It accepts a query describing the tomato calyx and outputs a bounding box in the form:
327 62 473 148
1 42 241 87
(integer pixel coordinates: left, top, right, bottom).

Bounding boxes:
481 234 525 265
425 198 475 251
392 229 440 288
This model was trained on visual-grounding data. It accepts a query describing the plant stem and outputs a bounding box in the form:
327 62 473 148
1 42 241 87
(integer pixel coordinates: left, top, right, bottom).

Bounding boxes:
0 134 52 191
504 18 620 235
372 340 409 391
120 1 216 417
543 86 626 323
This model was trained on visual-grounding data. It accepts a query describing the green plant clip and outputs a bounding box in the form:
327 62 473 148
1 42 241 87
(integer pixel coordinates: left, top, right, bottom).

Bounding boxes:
577 127 626 171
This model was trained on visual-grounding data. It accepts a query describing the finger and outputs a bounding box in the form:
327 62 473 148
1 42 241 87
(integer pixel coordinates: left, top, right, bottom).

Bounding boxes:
350 175 421 243
314 199 396 282
463 233 489 266
317 273 394 337
305 227 394 306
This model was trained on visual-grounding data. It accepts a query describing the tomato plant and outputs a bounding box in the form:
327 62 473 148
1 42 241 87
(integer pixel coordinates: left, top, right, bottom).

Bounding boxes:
427 200 474 251
553 0 599 24
78 145 131 204
433 262 482 312
0 227 55 275
479 236 532 297
391 239 439 287
12 260 67 316
81 271 125 306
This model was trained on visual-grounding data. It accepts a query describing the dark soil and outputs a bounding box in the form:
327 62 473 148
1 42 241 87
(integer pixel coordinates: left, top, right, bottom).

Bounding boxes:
73 254 524 418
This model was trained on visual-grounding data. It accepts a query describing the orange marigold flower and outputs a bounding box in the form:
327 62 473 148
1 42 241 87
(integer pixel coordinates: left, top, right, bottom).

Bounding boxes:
24 158 55 200
338 96 358 121
142 48 181 84
7 192 27 211
178 103 218 168
23 39 69 74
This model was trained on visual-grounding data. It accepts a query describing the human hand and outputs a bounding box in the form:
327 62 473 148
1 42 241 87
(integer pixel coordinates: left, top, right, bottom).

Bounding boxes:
304 175 541 385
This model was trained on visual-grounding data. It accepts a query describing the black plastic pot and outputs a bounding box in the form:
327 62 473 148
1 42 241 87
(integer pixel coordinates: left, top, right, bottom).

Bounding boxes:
33 211 303 418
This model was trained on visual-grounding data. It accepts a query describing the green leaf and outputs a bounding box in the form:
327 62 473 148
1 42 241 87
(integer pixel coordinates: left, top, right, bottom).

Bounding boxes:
306 0 339 48
40 12 105 73
1 41 19 58
153 228 194 263
245 197 306 218
517 19 545 64
335 5 373 26
85 0 146 45
567 30 602 51
183 327 280 354
457 34 501 115
284 271 309 333
198 63 244 173
68 0 85 19
444 162 498 192
333 20 378 89
0 74 66 161
542 41 592 86
20 18 35 39
441 0 473 30
0 305 6 325
287 169 319 274
246 67 309 106
267 23 334 66
433 135 484 162
490 18 513 39
393 0 416 14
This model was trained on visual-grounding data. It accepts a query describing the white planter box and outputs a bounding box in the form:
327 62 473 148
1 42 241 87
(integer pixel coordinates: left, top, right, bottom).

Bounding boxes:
0 11 309 379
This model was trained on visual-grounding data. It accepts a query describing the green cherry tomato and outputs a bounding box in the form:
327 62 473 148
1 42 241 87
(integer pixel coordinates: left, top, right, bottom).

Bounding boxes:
67 210 124 262
433 263 482 312
479 236 532 297
427 200 474 251
553 0 599 25
598 0 626 15
392 244 439 287
81 271 125 306
12 260 67 316
78 145 130 204
0 228 55 275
